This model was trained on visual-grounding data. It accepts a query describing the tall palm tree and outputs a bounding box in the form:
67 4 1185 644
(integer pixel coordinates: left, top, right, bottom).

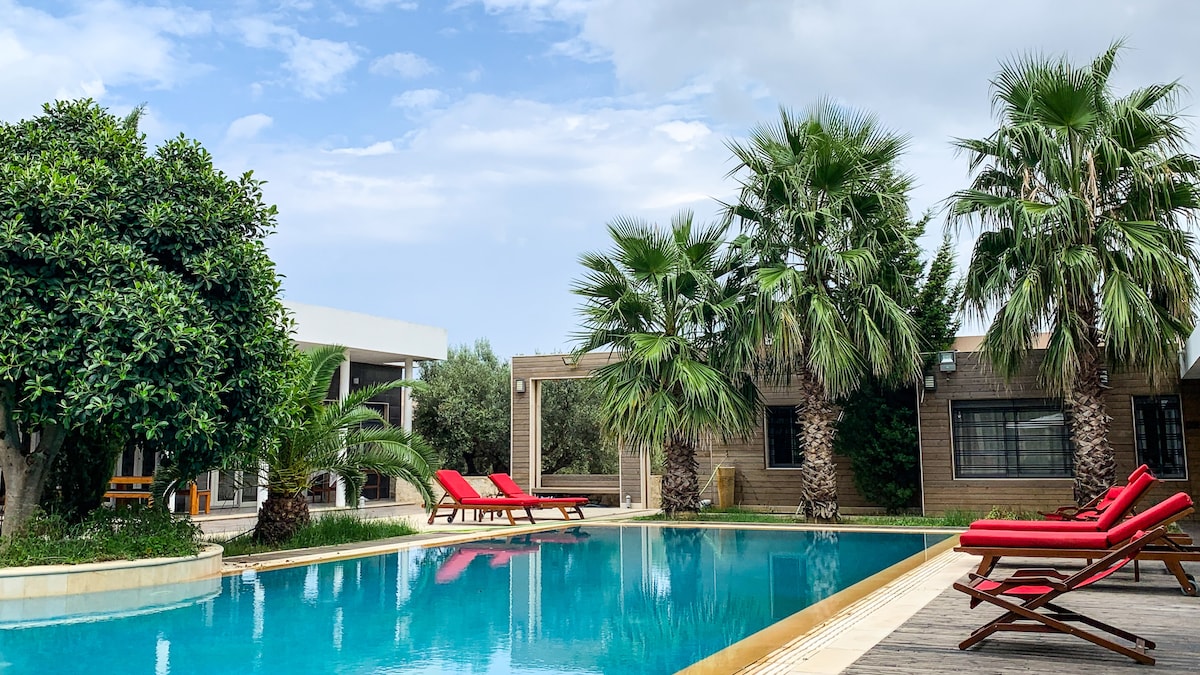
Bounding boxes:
726 102 922 521
572 211 758 515
950 42 1200 504
156 345 436 543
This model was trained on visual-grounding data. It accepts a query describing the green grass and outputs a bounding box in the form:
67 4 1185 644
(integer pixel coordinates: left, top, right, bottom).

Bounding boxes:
0 506 202 567
635 507 992 528
218 512 419 557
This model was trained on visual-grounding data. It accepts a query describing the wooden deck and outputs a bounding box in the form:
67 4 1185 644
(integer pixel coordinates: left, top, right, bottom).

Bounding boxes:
845 556 1200 673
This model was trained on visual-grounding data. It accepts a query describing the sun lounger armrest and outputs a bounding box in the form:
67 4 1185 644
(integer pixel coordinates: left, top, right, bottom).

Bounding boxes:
1008 568 1069 579
976 575 1070 592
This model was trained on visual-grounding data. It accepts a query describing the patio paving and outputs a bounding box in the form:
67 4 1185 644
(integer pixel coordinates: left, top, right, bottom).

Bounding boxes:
844 554 1200 673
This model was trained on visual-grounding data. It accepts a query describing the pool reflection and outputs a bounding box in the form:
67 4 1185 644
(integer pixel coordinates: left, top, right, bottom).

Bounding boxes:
0 527 944 675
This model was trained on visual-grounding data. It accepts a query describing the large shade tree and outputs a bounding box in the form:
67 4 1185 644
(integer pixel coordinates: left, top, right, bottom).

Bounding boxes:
0 100 293 535
950 42 1200 504
727 103 923 520
413 340 511 476
572 211 758 515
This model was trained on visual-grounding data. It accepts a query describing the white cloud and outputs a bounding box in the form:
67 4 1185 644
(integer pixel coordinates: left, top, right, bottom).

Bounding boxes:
220 95 733 246
329 140 396 156
0 0 211 121
391 88 444 108
355 0 419 9
235 18 359 99
226 113 274 141
655 120 710 144
370 52 435 78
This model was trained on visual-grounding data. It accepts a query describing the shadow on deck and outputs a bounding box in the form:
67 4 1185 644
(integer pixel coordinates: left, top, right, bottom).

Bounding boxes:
845 555 1200 674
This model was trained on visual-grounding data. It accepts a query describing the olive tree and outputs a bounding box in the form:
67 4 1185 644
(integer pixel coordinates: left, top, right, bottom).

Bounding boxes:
0 100 293 535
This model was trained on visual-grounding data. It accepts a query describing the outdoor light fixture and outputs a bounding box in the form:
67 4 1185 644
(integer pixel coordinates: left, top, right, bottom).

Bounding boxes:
938 351 957 373
1099 368 1110 387
923 373 937 391
515 378 526 394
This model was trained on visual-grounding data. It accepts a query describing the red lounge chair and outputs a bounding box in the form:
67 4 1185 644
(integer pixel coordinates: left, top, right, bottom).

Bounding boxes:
1040 465 1153 521
428 470 540 526
488 473 588 520
955 528 1168 665
968 471 1155 532
956 492 1199 595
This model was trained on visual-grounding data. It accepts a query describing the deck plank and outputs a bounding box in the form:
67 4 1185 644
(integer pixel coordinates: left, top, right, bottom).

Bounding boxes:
844 557 1200 674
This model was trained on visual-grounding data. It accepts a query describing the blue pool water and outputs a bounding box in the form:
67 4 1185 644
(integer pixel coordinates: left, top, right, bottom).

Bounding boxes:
0 525 945 674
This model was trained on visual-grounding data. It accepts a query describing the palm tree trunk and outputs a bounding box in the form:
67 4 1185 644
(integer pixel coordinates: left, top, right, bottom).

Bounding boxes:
797 370 840 521
661 435 699 515
254 491 311 544
1069 349 1115 505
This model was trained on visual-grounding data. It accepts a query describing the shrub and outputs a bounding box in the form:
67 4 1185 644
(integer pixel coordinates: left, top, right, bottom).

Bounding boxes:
0 506 202 567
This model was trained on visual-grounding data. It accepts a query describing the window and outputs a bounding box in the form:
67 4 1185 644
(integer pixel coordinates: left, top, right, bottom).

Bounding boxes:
766 406 802 468
952 399 1073 478
1134 395 1187 479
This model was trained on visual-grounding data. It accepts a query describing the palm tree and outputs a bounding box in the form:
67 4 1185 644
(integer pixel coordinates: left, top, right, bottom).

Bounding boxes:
156 345 436 543
726 102 922 521
572 211 758 515
950 42 1200 504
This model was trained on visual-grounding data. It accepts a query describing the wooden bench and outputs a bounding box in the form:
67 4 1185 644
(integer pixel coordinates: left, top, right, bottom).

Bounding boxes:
104 476 154 504
103 476 211 515
187 482 211 515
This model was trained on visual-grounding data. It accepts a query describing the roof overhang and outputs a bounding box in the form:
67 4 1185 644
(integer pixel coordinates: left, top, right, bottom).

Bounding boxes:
286 301 448 366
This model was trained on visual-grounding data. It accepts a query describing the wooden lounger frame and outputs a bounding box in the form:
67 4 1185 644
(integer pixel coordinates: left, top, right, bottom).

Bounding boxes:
426 493 536 526
955 528 1169 665
956 505 1198 595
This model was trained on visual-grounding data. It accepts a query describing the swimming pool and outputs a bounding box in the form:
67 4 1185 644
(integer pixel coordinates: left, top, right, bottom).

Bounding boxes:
0 525 946 674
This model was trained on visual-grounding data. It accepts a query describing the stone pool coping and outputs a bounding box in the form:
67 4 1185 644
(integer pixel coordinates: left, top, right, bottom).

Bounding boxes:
0 544 223 598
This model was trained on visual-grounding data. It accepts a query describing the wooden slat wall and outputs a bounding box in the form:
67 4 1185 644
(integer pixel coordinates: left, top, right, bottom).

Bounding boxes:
695 384 872 510
510 353 623 493
919 350 1200 516
511 354 875 511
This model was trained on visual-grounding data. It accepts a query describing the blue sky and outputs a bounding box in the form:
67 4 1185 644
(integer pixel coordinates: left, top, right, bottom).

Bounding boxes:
4 0 1200 360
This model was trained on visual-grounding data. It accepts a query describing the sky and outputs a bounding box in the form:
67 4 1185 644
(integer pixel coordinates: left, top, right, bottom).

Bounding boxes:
4 0 1200 360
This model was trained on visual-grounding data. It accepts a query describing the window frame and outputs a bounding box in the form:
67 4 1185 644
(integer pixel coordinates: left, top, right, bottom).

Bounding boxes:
764 405 803 469
950 398 1074 480
1131 394 1188 481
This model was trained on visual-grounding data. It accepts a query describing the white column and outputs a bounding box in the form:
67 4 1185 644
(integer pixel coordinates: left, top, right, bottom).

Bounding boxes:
335 356 351 507
401 358 414 433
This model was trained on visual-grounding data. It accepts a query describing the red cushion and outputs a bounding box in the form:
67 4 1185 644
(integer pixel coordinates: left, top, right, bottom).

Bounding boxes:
959 528 1109 549
970 519 1105 532
460 496 541 507
488 472 525 498
1107 492 1194 545
1094 472 1155 529
435 469 482 501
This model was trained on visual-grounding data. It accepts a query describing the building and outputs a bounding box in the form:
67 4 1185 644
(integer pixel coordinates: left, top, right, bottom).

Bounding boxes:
510 338 1200 517
120 301 448 512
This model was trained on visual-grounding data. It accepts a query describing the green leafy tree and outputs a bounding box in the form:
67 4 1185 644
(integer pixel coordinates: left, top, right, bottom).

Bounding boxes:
413 340 511 475
836 236 962 513
0 100 292 536
540 378 618 475
573 211 758 515
950 42 1200 503
727 103 922 520
155 345 436 544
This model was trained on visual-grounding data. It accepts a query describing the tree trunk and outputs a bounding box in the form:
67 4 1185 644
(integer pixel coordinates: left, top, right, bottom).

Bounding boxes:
796 370 840 521
0 419 66 537
661 436 699 515
254 492 311 544
1069 350 1115 505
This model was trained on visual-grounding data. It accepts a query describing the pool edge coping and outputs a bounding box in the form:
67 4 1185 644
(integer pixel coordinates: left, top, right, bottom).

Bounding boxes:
675 532 963 675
